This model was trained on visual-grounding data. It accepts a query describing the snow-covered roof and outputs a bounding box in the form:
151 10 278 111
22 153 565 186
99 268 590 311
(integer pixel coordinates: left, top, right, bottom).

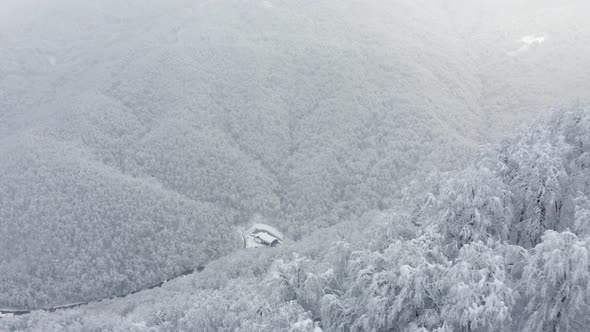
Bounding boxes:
249 223 283 240
252 232 280 245
240 223 284 248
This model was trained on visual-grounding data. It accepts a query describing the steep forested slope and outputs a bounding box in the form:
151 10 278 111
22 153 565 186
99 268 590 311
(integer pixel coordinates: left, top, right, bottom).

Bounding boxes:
1 0 485 308
2 107 588 332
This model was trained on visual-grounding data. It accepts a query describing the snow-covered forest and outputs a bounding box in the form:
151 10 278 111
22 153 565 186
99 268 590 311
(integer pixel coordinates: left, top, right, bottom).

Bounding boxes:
3 108 589 331
1 0 589 331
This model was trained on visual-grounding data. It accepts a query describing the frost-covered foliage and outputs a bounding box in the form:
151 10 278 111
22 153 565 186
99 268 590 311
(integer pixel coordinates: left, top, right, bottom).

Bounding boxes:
435 167 512 248
520 231 590 332
3 107 589 332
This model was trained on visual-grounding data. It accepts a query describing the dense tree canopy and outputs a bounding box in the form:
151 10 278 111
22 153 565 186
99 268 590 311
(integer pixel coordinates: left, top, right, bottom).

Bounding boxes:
3 107 589 332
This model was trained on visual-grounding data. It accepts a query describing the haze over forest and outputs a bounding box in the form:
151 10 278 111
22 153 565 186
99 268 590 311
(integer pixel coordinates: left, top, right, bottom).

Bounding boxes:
1 1 590 331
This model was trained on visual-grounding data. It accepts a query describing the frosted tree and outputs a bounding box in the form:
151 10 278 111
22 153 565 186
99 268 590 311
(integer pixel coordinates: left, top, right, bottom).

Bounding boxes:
264 253 337 319
555 109 590 179
266 255 311 304
557 110 590 225
521 231 590 332
436 167 512 250
327 233 450 332
319 294 359 331
441 241 515 332
574 194 590 236
515 145 568 247
485 126 569 248
477 114 577 248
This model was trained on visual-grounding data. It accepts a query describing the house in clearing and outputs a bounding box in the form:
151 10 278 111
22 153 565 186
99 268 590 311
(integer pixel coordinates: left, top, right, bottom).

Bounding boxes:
251 231 281 247
243 223 284 248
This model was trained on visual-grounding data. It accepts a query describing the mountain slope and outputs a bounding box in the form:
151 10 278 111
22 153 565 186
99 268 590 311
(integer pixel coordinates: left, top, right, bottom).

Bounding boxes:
1 0 590 311
0 0 483 308
2 106 588 332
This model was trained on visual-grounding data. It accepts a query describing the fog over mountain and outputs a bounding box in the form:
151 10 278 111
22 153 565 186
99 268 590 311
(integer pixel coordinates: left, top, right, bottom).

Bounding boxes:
1 1 589 330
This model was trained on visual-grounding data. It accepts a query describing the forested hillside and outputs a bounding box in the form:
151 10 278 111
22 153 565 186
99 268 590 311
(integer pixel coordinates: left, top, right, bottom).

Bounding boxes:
3 107 588 332
1 0 590 329
1 0 485 308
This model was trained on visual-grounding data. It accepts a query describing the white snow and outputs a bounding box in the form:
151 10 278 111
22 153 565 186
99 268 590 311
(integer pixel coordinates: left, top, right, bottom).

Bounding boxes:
522 34 546 45
248 224 284 241
508 34 547 56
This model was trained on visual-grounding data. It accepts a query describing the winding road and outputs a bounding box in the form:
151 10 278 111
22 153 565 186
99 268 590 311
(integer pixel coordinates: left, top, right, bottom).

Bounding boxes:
0 266 204 318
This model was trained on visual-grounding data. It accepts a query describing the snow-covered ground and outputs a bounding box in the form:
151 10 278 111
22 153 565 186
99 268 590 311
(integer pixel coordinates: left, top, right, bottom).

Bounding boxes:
507 34 547 56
